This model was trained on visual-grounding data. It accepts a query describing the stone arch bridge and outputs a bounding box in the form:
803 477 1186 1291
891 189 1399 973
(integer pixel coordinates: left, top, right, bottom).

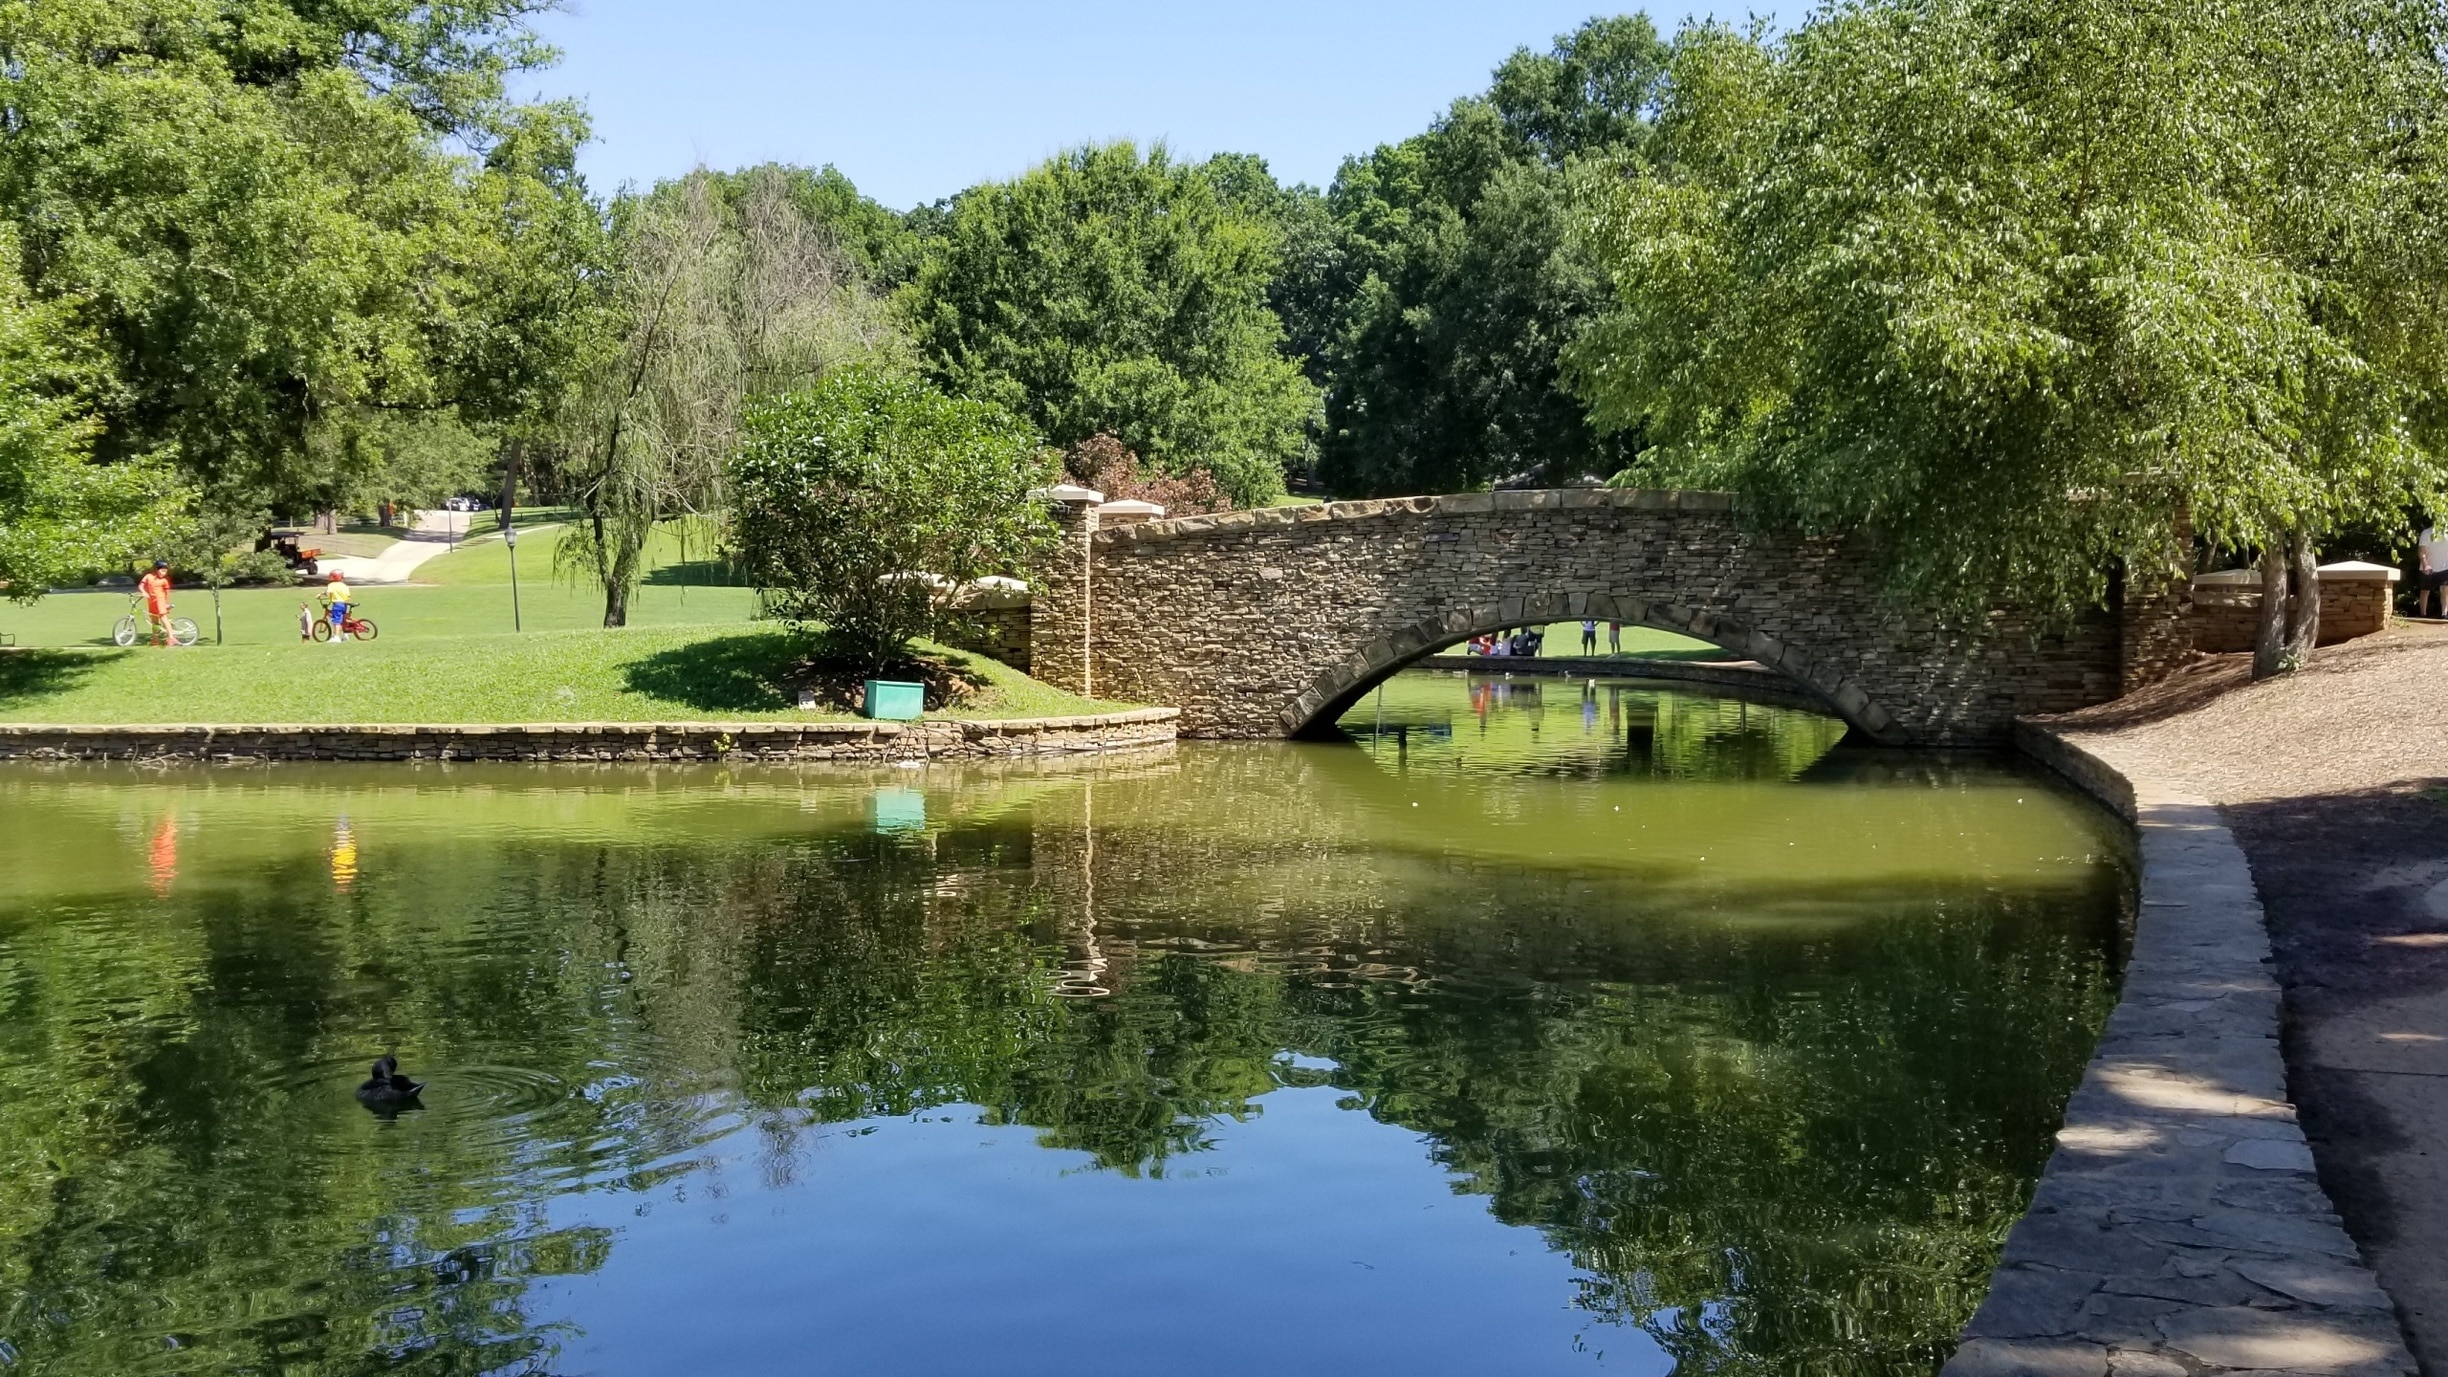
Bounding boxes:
1020 487 2186 744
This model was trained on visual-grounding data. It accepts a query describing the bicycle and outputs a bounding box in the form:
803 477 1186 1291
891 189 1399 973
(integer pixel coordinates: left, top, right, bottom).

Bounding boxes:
113 595 198 648
309 603 379 642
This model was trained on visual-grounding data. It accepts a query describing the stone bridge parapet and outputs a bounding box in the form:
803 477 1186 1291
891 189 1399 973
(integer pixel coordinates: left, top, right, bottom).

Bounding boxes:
1027 487 2186 743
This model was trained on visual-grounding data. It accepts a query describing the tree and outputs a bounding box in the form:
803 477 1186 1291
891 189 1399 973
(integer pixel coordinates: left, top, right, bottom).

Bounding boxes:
157 507 287 645
1568 1 2448 677
0 0 598 516
698 163 924 287
555 168 904 626
1299 18 1669 497
729 367 1055 669
905 142 1318 507
0 231 183 601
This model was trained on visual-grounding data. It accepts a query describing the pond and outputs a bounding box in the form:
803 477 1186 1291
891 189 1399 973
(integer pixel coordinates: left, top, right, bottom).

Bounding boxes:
0 672 2128 1376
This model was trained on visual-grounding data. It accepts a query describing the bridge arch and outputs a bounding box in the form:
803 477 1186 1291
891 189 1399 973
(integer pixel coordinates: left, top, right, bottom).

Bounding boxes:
1283 593 1903 740
1025 487 2172 744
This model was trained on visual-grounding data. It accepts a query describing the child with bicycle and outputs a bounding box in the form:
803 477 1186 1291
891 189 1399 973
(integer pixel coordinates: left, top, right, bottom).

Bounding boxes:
139 561 175 645
320 571 352 644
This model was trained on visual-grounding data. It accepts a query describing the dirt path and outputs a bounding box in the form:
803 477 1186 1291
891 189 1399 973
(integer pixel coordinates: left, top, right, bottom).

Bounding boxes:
2037 621 2448 1371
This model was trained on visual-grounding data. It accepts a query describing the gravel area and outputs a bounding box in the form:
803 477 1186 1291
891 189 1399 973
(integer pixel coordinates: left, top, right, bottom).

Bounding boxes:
2037 620 2448 1372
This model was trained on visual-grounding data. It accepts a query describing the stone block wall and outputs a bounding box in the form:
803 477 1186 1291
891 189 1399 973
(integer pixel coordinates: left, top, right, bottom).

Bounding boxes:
2188 568 2396 654
0 711 1179 765
1028 496 1098 695
1034 488 2174 745
944 605 1031 671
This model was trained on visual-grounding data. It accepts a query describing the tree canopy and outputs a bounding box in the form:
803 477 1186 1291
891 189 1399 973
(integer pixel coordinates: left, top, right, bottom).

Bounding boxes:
1295 17 1670 496
904 142 1318 507
0 0 599 515
1568 0 2448 620
0 230 183 598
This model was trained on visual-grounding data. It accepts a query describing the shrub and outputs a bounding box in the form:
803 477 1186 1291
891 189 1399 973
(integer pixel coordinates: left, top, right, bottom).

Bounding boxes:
1062 433 1232 515
730 368 1056 668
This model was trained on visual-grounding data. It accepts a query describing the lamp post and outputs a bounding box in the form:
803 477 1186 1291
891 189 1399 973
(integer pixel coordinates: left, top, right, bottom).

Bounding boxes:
504 523 522 632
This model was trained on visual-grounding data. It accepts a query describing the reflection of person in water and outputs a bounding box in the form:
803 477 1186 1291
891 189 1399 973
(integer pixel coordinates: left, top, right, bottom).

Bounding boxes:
331 817 358 891
148 816 178 897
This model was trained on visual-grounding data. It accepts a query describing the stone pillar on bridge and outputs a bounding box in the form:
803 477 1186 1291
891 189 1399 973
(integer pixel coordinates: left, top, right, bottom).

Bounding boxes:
2115 509 2197 694
1028 485 1103 697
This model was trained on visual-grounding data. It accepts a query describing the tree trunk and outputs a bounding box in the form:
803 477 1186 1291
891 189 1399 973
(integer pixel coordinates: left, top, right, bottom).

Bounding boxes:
2285 528 2321 665
499 439 523 534
2250 530 2323 680
598 513 629 628
2253 546 2288 679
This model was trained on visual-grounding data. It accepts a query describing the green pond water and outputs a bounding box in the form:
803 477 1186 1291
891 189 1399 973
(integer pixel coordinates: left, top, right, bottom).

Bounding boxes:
0 671 2129 1376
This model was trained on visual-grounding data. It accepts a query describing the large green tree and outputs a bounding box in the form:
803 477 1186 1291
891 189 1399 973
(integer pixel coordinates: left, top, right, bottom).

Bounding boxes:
1299 17 1670 496
906 142 1317 507
1570 0 2448 673
0 230 183 600
0 0 598 517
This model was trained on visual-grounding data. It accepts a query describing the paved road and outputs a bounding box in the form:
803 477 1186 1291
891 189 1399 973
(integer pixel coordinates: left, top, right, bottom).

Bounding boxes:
319 511 499 584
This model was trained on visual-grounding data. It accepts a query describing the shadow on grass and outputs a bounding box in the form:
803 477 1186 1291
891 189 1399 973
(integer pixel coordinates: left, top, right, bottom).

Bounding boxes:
642 558 750 588
0 650 119 709
620 630 802 713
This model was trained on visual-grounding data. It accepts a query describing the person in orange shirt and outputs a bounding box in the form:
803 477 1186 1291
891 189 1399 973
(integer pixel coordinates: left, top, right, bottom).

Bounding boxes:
137 560 174 646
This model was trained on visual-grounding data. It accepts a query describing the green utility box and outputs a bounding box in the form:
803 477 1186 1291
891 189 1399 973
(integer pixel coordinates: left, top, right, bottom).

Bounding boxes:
863 679 925 721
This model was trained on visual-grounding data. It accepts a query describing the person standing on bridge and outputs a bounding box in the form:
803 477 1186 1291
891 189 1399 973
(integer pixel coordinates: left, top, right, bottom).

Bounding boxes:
1581 619 1598 655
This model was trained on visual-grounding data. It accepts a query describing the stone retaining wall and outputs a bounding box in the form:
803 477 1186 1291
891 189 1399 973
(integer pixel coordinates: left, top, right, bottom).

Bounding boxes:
1946 724 2417 1376
0 709 1178 764
2191 569 2397 656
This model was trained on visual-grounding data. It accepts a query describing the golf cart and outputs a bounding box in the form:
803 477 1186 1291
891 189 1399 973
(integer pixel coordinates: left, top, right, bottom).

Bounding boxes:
258 527 324 577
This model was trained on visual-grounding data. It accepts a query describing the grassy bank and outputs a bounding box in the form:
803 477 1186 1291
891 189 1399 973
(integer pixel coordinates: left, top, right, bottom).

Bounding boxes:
0 581 759 648
0 625 1131 724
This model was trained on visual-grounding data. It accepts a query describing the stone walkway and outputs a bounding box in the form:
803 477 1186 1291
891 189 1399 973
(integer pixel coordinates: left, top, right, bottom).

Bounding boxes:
1951 624 2447 1376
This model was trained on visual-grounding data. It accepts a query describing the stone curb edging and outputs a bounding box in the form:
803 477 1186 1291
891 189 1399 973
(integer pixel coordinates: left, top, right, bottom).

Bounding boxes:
0 708 1179 764
1944 723 2417 1376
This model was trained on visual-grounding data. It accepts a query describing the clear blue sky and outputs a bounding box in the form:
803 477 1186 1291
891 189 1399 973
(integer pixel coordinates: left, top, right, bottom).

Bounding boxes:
525 2 1805 210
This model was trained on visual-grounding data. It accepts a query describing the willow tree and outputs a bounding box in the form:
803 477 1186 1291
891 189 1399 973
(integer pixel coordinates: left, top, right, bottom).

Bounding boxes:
1569 0 2448 678
556 169 904 626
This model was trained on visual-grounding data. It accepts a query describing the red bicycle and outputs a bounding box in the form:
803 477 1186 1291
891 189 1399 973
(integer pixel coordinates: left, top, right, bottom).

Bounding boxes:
305 602 379 642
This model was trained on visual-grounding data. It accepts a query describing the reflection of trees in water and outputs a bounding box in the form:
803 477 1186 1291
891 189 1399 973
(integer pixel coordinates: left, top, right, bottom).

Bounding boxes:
0 850 643 1375
0 778 2119 1376
650 821 2119 1372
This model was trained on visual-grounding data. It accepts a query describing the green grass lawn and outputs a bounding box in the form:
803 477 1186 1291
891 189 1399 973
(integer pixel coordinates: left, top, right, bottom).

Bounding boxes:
0 515 1140 724
0 625 1131 724
1505 623 1725 658
0 580 761 649
415 520 732 588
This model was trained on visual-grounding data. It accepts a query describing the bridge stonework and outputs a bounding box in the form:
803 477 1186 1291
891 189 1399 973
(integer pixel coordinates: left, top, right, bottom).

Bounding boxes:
1028 488 2188 744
